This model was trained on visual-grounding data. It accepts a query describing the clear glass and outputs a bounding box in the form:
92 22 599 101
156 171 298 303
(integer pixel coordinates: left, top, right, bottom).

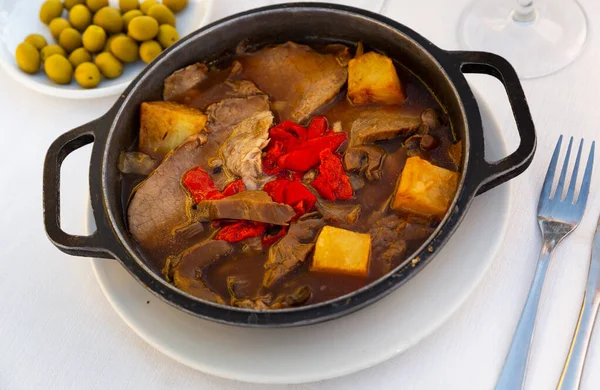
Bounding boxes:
458 0 588 79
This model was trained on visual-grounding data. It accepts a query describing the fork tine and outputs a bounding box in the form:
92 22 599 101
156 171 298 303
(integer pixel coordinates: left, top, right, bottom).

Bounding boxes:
555 137 574 200
566 139 584 202
576 141 595 206
541 135 563 200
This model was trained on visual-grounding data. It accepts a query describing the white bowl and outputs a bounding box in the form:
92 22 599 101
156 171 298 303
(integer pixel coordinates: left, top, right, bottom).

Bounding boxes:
0 0 213 99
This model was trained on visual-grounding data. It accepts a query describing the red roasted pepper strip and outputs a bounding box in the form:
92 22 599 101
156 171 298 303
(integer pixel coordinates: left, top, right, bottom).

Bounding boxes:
307 116 328 139
182 167 225 203
276 132 347 172
264 179 316 218
215 221 266 243
284 181 317 216
310 148 353 201
222 180 245 197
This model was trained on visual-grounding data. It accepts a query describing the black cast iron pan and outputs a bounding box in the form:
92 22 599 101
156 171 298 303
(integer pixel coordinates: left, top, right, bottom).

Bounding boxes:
43 3 536 327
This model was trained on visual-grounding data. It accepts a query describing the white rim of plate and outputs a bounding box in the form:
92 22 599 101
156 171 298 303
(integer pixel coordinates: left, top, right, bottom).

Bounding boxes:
0 0 214 99
88 87 512 384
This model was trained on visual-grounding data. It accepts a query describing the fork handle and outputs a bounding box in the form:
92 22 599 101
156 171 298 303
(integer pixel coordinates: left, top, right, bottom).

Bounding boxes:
496 243 553 390
557 291 600 389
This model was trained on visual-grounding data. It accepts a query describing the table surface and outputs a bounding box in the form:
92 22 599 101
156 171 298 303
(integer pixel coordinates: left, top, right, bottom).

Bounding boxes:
1 0 600 389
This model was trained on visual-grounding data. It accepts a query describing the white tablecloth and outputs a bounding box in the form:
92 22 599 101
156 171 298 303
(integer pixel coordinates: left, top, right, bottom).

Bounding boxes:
1 0 599 389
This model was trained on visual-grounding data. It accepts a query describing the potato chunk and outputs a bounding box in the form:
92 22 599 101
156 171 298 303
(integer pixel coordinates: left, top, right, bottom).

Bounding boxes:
311 226 371 277
392 156 459 218
139 101 207 158
347 51 405 106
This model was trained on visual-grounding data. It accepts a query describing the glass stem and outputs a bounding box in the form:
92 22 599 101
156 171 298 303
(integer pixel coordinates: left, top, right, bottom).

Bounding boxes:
513 0 536 22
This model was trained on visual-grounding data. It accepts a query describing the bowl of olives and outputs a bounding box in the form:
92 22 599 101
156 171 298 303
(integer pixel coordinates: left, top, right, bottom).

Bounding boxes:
0 0 213 98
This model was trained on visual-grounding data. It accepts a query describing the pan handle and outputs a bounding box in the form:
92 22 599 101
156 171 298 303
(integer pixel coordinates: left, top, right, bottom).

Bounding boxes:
450 50 537 194
43 117 114 259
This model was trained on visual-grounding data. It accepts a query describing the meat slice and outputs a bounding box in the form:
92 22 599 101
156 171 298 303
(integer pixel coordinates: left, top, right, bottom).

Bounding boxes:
190 191 296 225
227 277 312 310
127 136 207 254
241 42 350 123
205 95 270 142
164 240 233 304
184 79 265 110
263 213 325 287
163 63 208 100
350 111 421 146
219 110 273 190
315 200 361 226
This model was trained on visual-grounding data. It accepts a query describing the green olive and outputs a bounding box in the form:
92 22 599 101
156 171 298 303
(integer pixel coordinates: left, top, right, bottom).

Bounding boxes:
85 0 108 13
41 44 67 61
44 54 73 84
39 0 64 25
140 0 158 15
122 9 144 30
139 40 161 63
24 34 48 50
75 62 101 88
93 7 124 34
162 0 187 13
110 35 138 63
103 33 125 53
95 52 123 78
68 47 92 68
15 43 41 74
69 4 92 32
49 18 71 39
119 0 139 12
59 28 83 53
82 25 106 52
156 24 179 49
64 0 85 10
147 4 175 27
127 16 158 41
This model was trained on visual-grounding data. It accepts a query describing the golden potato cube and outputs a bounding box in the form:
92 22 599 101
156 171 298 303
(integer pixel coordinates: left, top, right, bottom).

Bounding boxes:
347 51 405 106
392 156 459 217
311 226 371 277
139 101 207 158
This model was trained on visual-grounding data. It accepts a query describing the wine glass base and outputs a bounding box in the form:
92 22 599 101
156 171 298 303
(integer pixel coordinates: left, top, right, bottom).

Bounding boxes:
458 0 588 79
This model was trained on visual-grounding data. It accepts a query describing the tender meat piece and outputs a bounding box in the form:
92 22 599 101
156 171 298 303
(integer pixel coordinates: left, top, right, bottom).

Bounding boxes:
227 276 272 309
164 240 233 304
190 191 295 225
184 79 266 111
127 136 207 253
220 111 273 190
163 63 208 100
270 286 312 309
118 152 158 176
226 277 312 310
206 95 270 136
421 108 442 131
315 200 361 226
343 145 386 181
241 42 349 123
350 112 421 146
263 213 325 287
369 215 408 272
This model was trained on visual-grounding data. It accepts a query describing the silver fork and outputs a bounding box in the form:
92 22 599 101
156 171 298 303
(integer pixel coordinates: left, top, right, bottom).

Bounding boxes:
496 136 595 390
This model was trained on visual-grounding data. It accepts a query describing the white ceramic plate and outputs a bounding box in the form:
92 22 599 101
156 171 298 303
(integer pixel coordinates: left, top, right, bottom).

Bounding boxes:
88 89 511 384
0 0 213 99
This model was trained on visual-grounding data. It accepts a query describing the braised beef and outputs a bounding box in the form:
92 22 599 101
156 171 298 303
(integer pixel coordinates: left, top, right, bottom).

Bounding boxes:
163 63 209 100
240 42 349 123
190 191 296 225
118 151 159 176
127 136 207 256
350 112 421 146
263 213 325 287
